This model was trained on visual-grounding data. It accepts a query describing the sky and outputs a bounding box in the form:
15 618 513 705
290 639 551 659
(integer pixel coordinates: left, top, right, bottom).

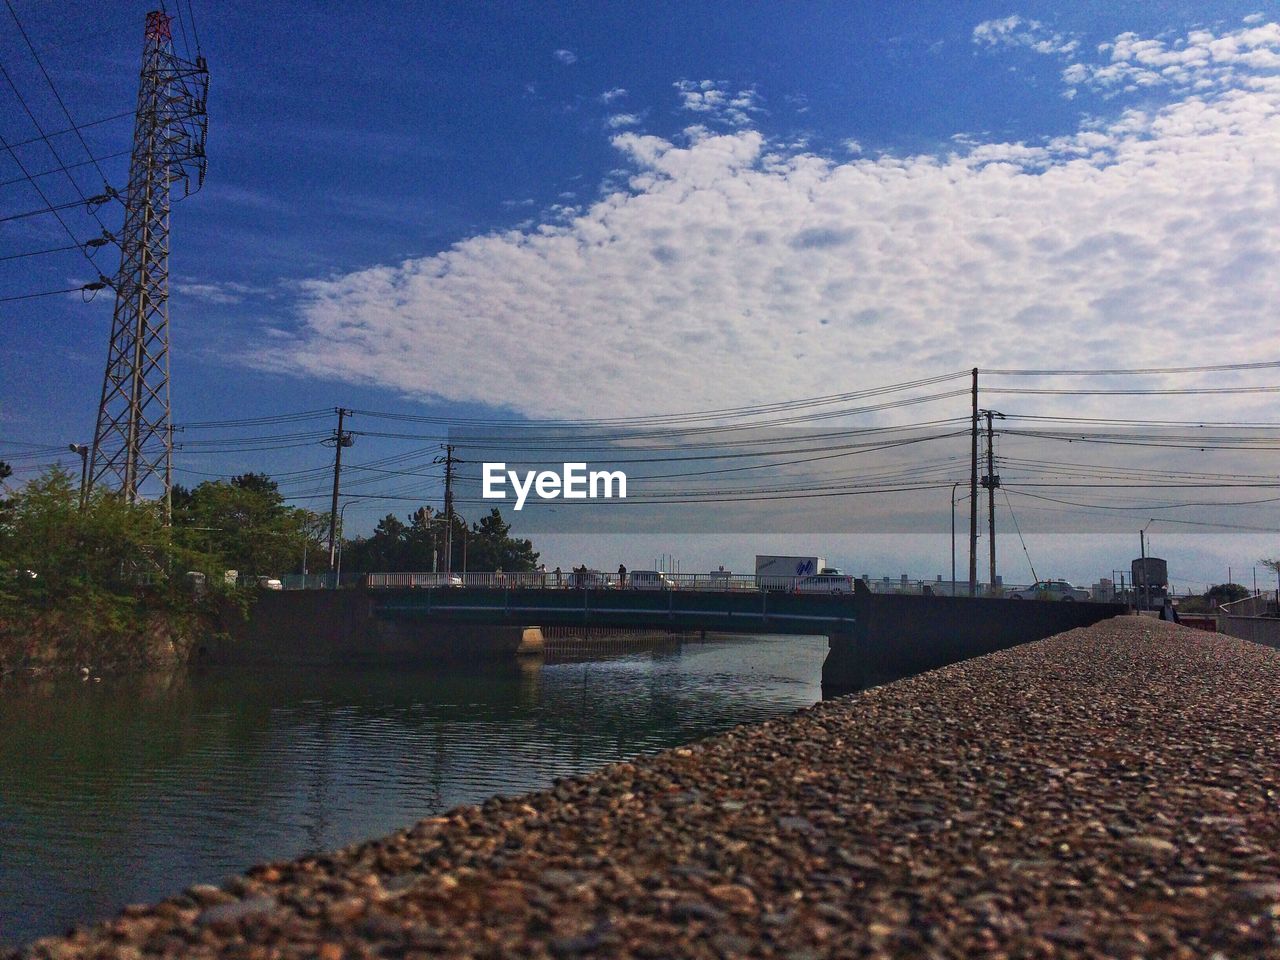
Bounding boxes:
2 1 1280 590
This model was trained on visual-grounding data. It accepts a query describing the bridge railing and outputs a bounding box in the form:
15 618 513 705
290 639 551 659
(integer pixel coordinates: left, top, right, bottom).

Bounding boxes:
341 571 1053 597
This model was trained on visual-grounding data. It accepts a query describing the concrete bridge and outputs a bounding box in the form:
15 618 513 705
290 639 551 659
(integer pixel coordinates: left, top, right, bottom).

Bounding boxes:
215 586 1123 696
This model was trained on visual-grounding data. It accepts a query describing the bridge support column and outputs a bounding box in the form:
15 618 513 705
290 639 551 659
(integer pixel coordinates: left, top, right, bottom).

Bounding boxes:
822 626 869 698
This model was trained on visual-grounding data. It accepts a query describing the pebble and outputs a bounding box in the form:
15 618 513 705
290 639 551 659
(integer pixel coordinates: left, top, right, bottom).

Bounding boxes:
8 619 1280 959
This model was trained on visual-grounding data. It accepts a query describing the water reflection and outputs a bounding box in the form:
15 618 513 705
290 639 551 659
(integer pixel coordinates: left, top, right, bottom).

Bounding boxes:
0 635 825 945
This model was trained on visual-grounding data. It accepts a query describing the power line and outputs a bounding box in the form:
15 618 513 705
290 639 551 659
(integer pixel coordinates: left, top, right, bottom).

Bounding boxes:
0 281 109 303
4 0 111 185
0 63 112 234
0 191 112 224
0 242 80 261
0 149 130 189
988 385 1280 396
984 360 1280 376
0 127 86 251
2 109 133 150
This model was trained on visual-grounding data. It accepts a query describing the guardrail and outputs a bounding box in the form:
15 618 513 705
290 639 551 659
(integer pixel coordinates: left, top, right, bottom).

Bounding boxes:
361 571 1062 597
1219 593 1270 617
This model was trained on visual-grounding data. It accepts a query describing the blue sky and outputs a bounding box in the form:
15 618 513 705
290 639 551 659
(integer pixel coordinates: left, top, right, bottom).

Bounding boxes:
3 1 1280 587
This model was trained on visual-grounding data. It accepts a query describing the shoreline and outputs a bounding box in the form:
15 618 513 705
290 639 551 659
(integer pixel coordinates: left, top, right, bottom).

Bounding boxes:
9 617 1280 958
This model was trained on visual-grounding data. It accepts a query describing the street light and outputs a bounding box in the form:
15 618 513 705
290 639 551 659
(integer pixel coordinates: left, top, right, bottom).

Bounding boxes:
68 443 88 509
333 500 356 589
950 482 963 597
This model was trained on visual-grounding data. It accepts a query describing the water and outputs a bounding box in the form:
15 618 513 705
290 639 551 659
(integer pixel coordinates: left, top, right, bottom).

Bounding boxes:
0 635 826 946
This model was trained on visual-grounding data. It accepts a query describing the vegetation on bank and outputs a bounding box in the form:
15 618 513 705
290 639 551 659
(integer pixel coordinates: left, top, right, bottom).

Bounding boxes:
0 463 539 675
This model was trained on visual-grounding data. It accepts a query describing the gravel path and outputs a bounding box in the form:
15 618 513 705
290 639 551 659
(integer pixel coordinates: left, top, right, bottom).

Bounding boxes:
9 617 1280 958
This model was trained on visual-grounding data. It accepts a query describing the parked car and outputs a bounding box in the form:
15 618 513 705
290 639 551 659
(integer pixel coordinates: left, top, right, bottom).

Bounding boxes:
257 577 283 590
794 570 854 594
568 569 607 589
629 570 678 590
1006 580 1090 601
407 573 464 588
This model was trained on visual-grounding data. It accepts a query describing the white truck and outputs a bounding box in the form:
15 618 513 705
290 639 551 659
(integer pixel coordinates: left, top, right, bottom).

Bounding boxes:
755 555 826 589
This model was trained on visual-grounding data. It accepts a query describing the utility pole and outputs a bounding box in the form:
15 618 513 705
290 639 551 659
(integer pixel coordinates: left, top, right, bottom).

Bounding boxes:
969 368 978 597
980 410 1004 595
87 10 208 509
442 444 455 574
68 443 88 509
327 408 354 571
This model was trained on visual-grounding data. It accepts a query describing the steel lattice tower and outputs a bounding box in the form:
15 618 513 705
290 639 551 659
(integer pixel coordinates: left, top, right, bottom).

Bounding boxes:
88 10 207 511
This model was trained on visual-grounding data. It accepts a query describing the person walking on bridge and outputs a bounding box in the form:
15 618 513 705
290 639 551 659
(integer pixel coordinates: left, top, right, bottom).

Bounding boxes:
618 563 627 589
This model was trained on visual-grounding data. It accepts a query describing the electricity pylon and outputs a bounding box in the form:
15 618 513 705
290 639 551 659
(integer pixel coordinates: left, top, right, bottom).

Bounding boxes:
87 10 207 515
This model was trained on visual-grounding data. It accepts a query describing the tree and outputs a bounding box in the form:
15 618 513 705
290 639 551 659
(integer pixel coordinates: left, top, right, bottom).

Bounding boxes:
0 466 181 603
466 508 539 572
1205 583 1249 607
173 476 320 577
1258 559 1280 599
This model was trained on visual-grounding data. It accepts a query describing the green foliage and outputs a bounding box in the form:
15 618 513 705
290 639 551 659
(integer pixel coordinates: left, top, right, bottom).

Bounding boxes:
172 475 322 577
1259 558 1280 583
466 508 540 572
1205 583 1249 606
340 505 538 573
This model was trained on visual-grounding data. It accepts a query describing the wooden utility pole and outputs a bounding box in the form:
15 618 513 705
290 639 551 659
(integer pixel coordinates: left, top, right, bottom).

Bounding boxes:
327 407 353 571
969 368 978 597
443 444 455 574
983 410 1002 592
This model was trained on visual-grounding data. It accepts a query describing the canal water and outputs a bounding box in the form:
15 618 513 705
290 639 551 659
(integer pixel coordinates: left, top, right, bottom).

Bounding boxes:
0 634 826 946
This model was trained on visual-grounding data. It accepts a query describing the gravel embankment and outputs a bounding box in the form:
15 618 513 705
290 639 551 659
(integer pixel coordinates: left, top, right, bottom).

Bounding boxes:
10 617 1280 958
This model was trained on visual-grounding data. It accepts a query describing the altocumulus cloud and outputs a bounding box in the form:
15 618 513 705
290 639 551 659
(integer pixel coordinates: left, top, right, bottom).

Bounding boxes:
269 20 1280 421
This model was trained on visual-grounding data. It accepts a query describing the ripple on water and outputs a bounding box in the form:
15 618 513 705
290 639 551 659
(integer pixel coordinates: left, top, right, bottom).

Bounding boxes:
0 635 825 945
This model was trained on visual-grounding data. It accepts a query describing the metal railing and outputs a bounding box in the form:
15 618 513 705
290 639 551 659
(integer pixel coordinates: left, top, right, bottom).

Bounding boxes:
360 570 1061 597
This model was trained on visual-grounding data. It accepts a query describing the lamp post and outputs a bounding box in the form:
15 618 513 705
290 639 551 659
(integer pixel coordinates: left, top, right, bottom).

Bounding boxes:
68 443 88 509
950 481 963 597
333 500 356 589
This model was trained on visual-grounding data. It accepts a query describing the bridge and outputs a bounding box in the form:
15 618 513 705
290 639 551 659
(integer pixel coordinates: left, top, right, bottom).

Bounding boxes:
216 584 1123 696
371 584 857 635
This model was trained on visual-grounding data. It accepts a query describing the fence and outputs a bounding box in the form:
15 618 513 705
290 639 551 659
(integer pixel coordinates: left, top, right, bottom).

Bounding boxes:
360 570 1050 597
1218 592 1280 650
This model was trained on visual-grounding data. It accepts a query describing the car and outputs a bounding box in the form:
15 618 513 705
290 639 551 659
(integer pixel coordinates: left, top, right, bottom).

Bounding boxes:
407 573 464 588
257 577 283 590
568 569 608 589
1006 580 1090 601
629 570 678 590
794 570 854 594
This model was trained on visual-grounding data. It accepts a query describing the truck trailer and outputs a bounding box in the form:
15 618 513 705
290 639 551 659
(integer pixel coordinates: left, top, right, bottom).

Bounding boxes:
755 555 826 589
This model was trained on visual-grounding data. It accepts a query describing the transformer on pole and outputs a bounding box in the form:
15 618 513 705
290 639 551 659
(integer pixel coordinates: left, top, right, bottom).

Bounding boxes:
87 10 207 513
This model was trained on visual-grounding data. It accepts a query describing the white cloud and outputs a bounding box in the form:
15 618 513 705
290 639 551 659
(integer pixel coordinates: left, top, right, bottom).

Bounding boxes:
606 113 641 129
553 49 577 65
267 22 1280 426
973 15 1078 56
1244 13 1265 25
1064 21 1280 95
673 80 762 126
599 87 627 103
842 138 863 155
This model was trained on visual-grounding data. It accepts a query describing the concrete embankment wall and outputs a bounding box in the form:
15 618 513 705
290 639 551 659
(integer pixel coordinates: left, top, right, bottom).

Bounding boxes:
208 590 542 664
19 618 1280 959
1218 614 1280 650
823 593 1124 694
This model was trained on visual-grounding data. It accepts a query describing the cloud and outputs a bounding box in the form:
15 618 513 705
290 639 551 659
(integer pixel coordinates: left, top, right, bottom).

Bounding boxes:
973 15 1078 56
267 21 1280 426
1062 20 1280 96
553 49 577 65
673 80 763 126
173 279 272 305
606 113 641 129
599 87 627 103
